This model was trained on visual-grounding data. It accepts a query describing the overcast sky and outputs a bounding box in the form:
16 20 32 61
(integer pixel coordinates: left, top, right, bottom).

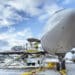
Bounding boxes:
0 0 75 50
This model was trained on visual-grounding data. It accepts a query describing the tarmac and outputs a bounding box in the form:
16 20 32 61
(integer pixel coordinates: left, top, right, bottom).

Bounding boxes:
37 70 60 75
0 62 75 75
30 62 75 75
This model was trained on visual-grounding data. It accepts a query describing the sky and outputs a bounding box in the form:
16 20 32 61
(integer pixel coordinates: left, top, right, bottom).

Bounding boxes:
0 0 75 50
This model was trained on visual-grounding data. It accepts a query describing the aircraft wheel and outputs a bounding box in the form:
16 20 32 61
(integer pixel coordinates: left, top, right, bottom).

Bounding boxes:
56 62 60 71
61 60 66 70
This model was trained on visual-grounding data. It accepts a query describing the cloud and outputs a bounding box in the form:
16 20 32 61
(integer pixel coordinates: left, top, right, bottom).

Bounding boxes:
8 0 43 16
0 0 30 27
0 27 33 50
8 0 56 16
39 3 62 21
0 0 61 27
0 6 23 27
0 0 44 27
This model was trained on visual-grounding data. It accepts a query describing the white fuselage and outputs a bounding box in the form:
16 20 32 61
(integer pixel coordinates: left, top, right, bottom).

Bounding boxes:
41 9 75 54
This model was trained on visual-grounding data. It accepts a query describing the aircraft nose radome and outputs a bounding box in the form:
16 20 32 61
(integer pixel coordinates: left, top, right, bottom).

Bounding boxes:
41 9 75 54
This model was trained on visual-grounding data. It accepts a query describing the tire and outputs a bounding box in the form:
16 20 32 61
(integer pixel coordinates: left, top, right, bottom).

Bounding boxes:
56 62 60 71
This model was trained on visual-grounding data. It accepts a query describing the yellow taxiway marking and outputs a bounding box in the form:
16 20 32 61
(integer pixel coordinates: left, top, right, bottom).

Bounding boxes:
60 70 67 75
21 68 42 75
